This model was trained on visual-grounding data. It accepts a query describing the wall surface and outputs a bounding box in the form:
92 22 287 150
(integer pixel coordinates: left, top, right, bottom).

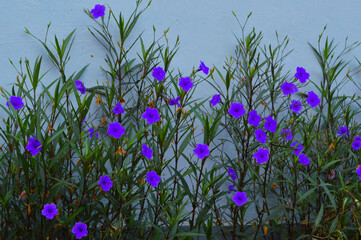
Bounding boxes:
1 0 361 223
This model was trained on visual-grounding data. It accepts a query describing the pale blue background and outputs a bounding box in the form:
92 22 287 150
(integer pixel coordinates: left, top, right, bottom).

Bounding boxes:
1 0 361 224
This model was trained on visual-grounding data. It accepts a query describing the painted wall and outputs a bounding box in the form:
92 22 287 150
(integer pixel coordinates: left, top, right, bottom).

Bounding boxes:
1 0 361 222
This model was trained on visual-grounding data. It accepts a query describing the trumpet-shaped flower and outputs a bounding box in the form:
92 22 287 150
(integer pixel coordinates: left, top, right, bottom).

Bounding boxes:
147 170 161 187
290 142 304 156
295 67 310 83
42 203 58 220
210 94 221 106
228 102 245 119
280 129 292 141
89 128 98 138
113 102 125 115
253 148 270 164
25 136 42 156
255 129 267 144
356 165 361 180
98 175 113 191
248 110 261 127
337 126 349 138
91 4 105 19
289 100 302 114
264 115 277 133
107 122 125 138
232 192 247 206
307 91 320 107
152 67 166 81
170 96 182 108
227 168 237 181
72 222 88 239
74 80 86 94
6 96 24 110
298 153 310 166
280 82 298 95
142 107 160 124
142 144 153 159
179 77 194 91
193 144 210 159
198 61 209 75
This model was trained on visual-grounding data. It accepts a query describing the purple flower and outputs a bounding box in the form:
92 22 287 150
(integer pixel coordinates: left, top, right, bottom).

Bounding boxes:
107 122 125 138
352 140 361 151
298 153 310 166
91 4 105 19
290 142 304 156
25 136 42 156
82 117 87 123
113 102 125 115
210 94 221 106
6 96 24 110
253 148 270 164
248 110 261 127
280 82 298 95
193 144 210 159
337 126 349 138
179 77 194 91
227 168 237 181
72 222 88 239
74 80 86 94
228 102 245 119
142 144 153 159
89 128 98 138
152 67 166 81
41 203 58 220
254 129 267 144
307 91 320 108
356 165 361 180
146 170 161 187
289 100 302 114
98 175 113 191
232 192 247 206
169 96 182 108
354 136 361 141
280 129 292 141
294 67 310 83
228 184 236 194
264 115 277 133
198 61 209 75
142 107 160 124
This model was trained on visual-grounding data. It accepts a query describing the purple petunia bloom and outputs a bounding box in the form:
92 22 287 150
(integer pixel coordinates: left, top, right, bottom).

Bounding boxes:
152 67 166 81
264 115 277 133
253 148 270 164
72 222 88 239
198 61 209 75
210 94 221 106
193 144 210 159
98 175 113 192
6 96 24 110
254 129 267 144
74 80 86 94
179 77 194 91
280 129 292 141
289 100 302 114
25 136 42 156
107 122 125 138
227 168 237 181
337 126 349 138
142 107 160 124
280 82 298 95
228 184 236 194
89 128 98 138
294 67 310 83
298 153 310 166
354 136 361 141
113 102 125 115
228 102 245 119
290 142 304 156
142 144 153 159
248 110 261 127
307 91 320 108
352 140 361 151
146 170 161 187
42 203 58 220
169 96 182 108
356 165 361 180
91 4 105 19
232 192 247 206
